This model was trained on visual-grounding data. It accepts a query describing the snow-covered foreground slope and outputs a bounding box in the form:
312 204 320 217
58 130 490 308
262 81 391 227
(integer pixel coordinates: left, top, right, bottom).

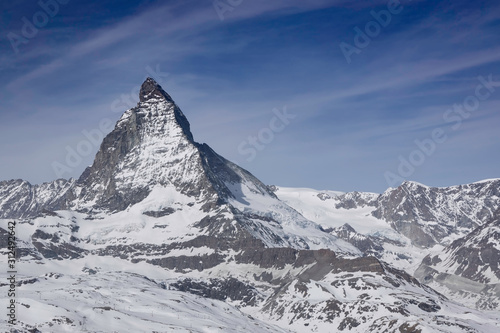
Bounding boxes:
2 253 499 332
0 269 289 333
262 268 500 333
2 207 500 333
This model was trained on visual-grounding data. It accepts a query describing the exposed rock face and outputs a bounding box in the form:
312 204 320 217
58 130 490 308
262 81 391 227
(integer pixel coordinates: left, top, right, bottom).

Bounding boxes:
442 217 500 284
417 209 500 283
328 224 384 257
171 278 261 305
414 209 500 310
27 228 87 260
330 180 500 249
372 180 500 247
0 178 75 219
334 191 378 209
259 252 468 332
0 227 9 248
142 207 176 217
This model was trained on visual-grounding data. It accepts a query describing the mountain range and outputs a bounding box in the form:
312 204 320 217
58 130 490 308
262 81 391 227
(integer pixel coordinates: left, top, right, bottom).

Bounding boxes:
0 78 499 332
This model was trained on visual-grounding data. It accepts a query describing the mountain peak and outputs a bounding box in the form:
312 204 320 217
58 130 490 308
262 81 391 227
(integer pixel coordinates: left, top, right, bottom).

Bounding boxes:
139 77 174 102
401 180 428 188
136 76 194 142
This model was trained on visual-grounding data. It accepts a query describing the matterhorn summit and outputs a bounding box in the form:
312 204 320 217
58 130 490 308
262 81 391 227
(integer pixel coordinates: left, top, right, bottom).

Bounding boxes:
74 77 207 212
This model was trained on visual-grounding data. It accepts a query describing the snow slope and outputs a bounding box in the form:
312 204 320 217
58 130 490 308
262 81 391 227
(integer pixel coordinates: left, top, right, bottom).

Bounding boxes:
0 269 290 333
275 186 433 273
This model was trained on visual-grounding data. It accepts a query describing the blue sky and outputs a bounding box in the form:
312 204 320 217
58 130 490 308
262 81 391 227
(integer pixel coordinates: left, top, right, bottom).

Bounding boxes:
1 0 499 193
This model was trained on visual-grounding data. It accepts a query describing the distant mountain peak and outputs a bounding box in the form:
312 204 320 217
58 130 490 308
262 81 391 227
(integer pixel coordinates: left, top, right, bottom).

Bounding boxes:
401 180 428 188
139 77 174 103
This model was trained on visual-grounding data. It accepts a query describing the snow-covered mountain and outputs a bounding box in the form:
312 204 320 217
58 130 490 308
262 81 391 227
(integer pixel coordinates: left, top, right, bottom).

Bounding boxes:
275 186 434 272
1 78 499 332
277 179 500 259
1 78 355 253
420 207 500 284
0 178 74 219
373 180 500 247
2 269 289 333
415 208 500 311
276 182 500 312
